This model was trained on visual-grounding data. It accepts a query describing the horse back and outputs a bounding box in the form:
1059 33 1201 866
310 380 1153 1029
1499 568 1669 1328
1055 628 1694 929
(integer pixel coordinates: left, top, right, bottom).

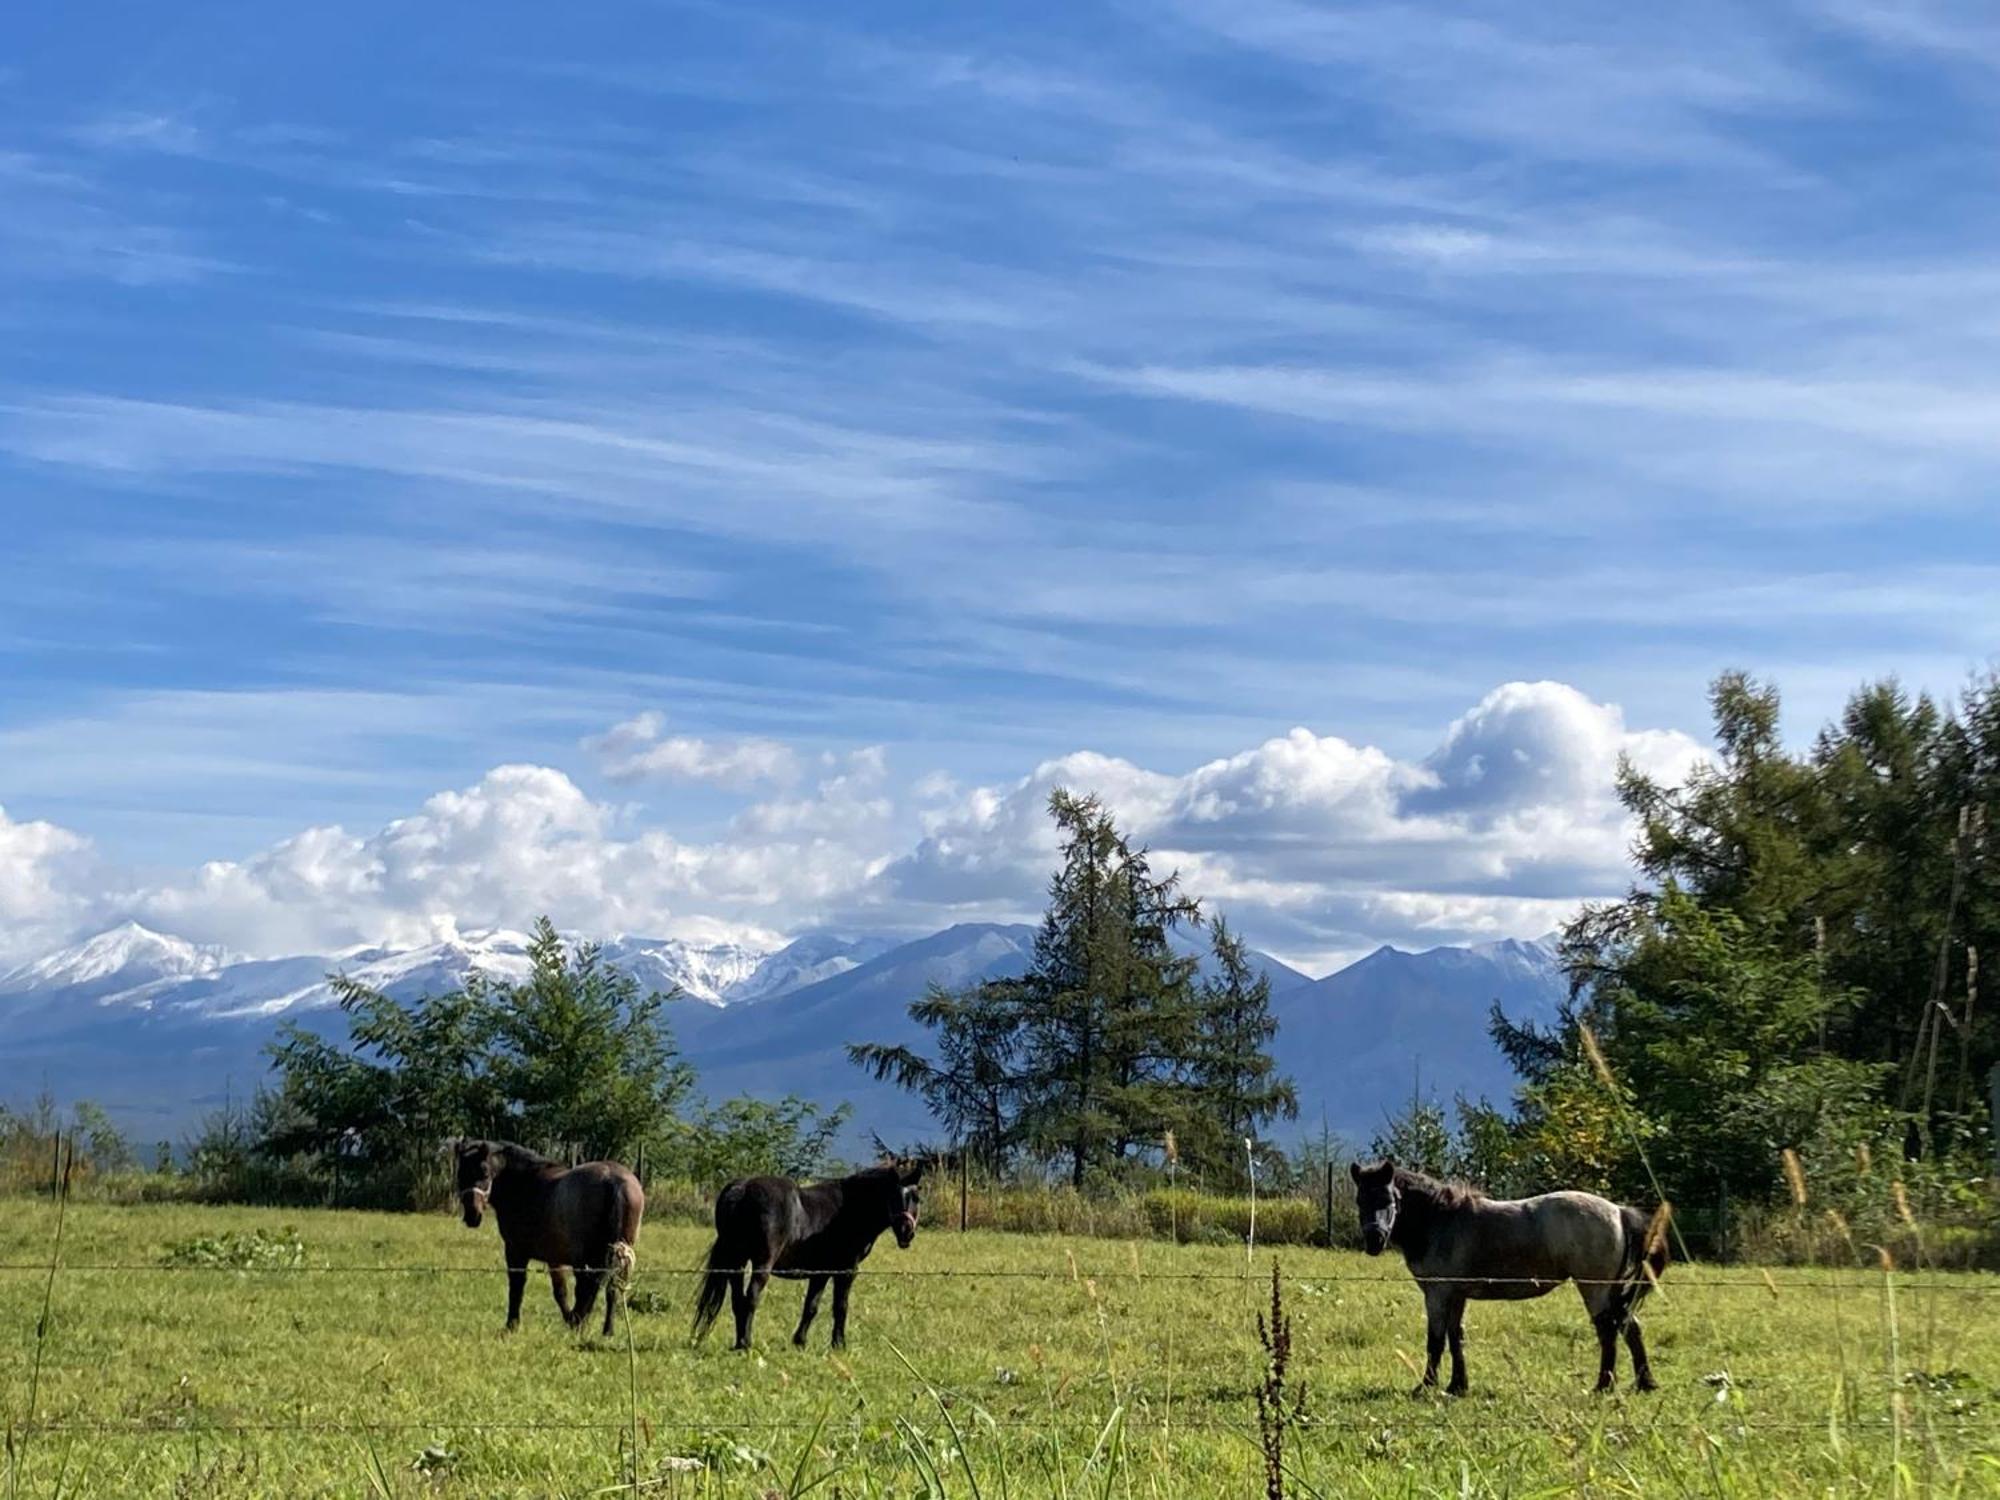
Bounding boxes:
555 1161 644 1248
1422 1190 1629 1295
716 1175 807 1257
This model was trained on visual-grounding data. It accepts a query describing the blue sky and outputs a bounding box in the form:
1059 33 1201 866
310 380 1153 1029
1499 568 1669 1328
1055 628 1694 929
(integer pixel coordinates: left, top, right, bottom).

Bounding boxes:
2 1 1996 971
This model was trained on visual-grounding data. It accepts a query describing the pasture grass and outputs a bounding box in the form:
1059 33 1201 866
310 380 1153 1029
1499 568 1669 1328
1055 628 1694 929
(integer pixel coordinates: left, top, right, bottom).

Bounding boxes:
2 1199 1998 1497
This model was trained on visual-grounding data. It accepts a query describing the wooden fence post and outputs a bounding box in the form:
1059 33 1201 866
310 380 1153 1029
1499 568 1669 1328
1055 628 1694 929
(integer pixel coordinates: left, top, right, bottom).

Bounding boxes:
959 1149 969 1233
1324 1160 1334 1247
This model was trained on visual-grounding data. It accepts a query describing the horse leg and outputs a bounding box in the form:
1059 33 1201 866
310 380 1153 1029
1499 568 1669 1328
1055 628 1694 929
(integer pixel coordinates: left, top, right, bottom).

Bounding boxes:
727 1269 752 1350
505 1256 528 1333
793 1275 829 1348
1623 1315 1657 1392
1415 1289 1449 1394
1444 1293 1470 1396
742 1263 772 1345
572 1267 606 1333
601 1261 621 1338
549 1266 576 1326
829 1273 854 1350
1581 1285 1619 1392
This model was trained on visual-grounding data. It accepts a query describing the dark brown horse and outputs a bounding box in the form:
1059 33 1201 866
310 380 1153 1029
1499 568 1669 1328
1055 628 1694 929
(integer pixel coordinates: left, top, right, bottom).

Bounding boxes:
454 1140 644 1335
692 1161 925 1351
1351 1158 1668 1395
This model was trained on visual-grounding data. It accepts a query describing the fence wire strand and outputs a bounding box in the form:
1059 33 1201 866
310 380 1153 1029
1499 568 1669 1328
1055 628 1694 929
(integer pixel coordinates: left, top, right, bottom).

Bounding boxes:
0 1262 1996 1291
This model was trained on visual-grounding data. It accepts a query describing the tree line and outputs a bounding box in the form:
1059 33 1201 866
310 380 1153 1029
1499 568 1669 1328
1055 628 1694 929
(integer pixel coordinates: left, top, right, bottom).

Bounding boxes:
1392 670 1999 1252
850 789 1298 1190
228 920 847 1207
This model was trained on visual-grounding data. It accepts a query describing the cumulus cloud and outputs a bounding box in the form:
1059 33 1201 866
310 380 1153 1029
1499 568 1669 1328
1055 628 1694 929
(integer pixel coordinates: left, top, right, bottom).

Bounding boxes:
9 681 1708 974
128 762 893 956
587 711 799 788
0 803 98 964
878 682 1705 969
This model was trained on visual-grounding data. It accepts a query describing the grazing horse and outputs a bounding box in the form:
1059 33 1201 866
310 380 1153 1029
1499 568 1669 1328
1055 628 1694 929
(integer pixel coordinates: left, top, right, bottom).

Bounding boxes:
1350 1158 1668 1395
692 1161 925 1351
454 1140 644 1335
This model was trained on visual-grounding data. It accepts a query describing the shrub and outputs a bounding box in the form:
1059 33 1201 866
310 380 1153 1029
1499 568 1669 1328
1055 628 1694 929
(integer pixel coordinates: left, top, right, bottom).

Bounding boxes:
161 1226 308 1271
1141 1189 1322 1246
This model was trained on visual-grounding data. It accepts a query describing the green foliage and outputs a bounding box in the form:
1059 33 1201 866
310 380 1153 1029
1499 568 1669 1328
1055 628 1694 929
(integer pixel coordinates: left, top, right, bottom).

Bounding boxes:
1488 669 2000 1242
255 918 696 1207
160 1225 307 1270
1367 1095 1455 1178
1186 918 1298 1186
849 982 1019 1172
853 790 1295 1187
486 923 696 1160
662 1094 849 1188
1139 1189 1320 1246
0 1090 139 1193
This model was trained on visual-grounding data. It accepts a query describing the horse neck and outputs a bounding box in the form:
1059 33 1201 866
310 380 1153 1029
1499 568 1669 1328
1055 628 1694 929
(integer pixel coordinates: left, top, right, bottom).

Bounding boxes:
487 1154 551 1218
1391 1173 1454 1261
828 1181 895 1248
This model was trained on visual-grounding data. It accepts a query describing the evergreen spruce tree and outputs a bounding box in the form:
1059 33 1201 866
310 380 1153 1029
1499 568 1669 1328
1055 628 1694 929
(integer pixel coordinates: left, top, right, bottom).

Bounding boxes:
1187 918 1297 1183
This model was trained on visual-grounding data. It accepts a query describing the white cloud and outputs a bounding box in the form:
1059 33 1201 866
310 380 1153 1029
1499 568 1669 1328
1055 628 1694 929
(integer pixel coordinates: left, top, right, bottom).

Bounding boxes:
587 711 799 788
9 682 1707 975
0 804 97 964
877 682 1705 970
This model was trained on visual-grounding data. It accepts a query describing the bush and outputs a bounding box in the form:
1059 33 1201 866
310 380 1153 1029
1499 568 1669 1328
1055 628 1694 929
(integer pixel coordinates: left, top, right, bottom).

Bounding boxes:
1141 1189 1323 1246
161 1226 308 1271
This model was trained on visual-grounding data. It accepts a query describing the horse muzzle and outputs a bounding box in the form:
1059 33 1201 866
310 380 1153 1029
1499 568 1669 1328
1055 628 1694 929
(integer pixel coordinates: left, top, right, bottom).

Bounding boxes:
892 1212 917 1249
1362 1227 1388 1256
460 1190 486 1229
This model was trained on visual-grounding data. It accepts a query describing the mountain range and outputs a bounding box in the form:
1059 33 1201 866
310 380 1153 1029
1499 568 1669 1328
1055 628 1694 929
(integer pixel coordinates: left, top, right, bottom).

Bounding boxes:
0 919 1564 1152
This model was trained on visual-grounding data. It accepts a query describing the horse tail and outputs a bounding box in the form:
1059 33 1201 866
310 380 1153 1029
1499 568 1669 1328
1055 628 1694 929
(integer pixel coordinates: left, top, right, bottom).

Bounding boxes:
608 1239 637 1297
1641 1202 1671 1285
1619 1202 1670 1307
691 1236 735 1342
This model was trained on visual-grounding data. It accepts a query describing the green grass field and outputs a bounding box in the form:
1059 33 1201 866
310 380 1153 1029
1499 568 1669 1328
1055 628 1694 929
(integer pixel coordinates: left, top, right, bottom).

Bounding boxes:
3 1199 1998 1497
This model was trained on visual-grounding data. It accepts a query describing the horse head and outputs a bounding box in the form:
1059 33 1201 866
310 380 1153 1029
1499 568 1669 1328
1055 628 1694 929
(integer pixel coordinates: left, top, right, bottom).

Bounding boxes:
1350 1157 1399 1255
891 1158 926 1248
454 1139 498 1229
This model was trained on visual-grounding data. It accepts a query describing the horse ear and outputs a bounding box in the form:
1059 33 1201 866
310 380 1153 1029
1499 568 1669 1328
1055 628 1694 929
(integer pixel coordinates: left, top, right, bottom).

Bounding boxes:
1382 1156 1396 1174
901 1159 928 1186
1348 1160 1363 1184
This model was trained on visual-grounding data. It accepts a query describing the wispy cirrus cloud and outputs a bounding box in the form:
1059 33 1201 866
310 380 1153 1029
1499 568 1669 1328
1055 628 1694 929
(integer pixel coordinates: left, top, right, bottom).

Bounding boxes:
588 712 800 788
5 0 1998 917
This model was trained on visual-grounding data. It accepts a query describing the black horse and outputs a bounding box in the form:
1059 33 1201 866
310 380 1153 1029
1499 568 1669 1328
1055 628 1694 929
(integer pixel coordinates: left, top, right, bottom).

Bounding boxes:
454 1139 645 1335
692 1161 925 1350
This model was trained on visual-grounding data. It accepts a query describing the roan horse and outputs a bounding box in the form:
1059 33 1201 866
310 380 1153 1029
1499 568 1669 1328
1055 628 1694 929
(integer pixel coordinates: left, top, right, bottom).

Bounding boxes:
454 1140 644 1336
692 1162 926 1351
1350 1158 1669 1395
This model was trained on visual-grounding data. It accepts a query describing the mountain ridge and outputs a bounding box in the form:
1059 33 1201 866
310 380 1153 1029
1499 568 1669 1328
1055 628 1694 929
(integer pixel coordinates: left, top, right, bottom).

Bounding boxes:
0 921 1564 1150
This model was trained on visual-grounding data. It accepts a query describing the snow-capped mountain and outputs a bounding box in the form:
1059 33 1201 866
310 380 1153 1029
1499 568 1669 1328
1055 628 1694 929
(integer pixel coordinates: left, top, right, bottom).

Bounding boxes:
0 920 1567 1150
0 922 884 1028
0 921 234 1006
719 933 897 1004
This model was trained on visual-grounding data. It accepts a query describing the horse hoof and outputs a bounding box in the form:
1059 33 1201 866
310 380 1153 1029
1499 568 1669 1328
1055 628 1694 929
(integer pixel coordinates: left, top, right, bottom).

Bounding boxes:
1446 1383 1468 1398
1636 1378 1658 1394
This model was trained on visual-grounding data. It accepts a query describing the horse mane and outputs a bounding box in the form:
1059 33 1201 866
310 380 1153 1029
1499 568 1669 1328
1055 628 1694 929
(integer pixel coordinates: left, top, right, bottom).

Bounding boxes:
1393 1167 1483 1211
493 1141 556 1171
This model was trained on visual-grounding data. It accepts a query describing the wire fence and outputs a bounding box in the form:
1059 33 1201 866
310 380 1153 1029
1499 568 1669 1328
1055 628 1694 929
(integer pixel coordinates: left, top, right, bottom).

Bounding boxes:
3 1261 2000 1291
8 1149 2000 1478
